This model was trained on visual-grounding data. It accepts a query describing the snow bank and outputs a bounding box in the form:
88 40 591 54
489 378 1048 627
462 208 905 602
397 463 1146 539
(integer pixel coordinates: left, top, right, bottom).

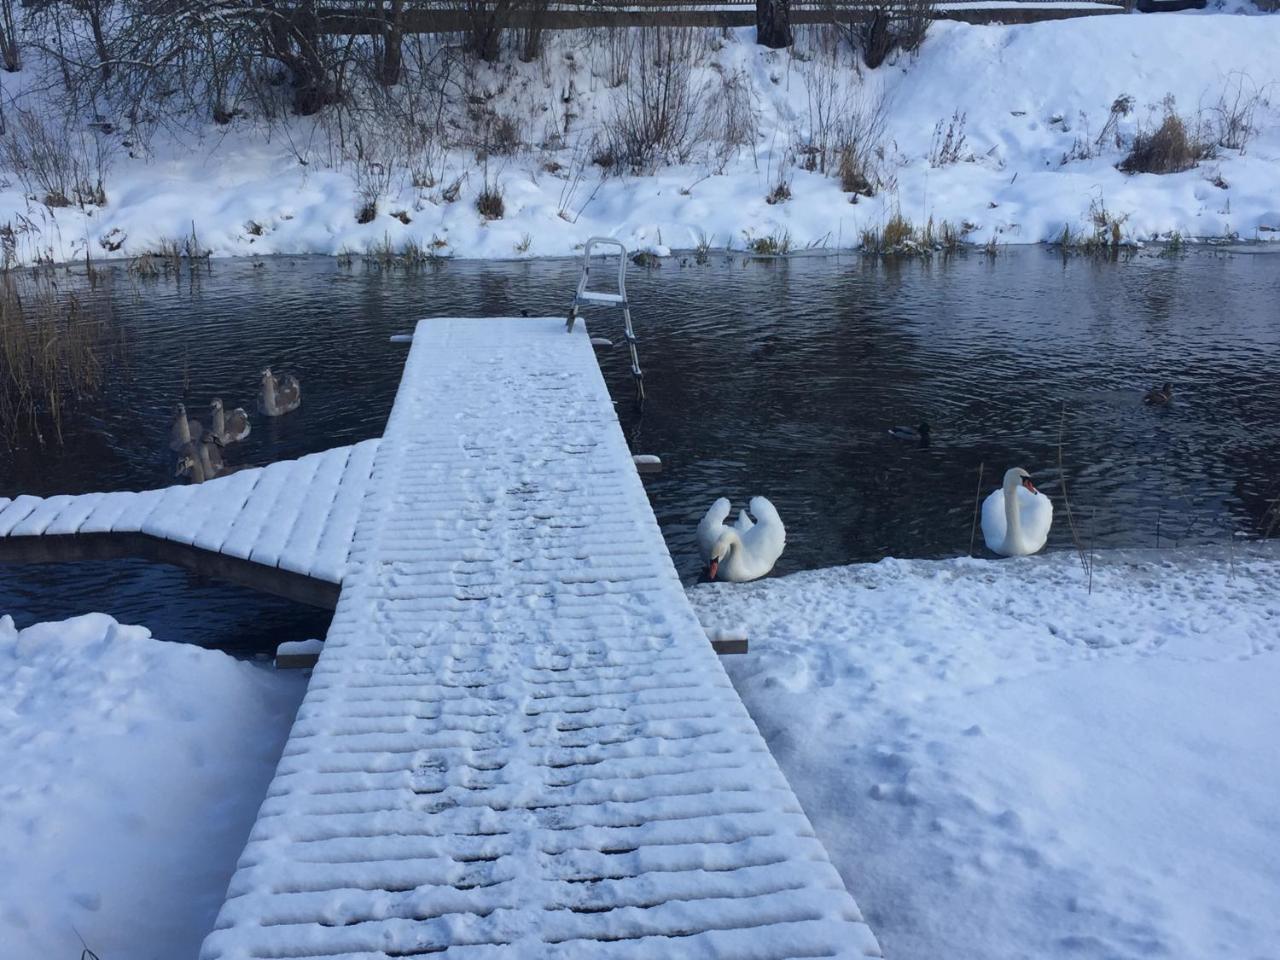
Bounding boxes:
689 548 1280 960
0 614 305 960
2 13 1277 264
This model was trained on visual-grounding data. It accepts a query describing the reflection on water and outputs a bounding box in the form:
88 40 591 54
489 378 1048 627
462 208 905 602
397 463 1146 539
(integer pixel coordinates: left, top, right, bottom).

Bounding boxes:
1 249 1277 654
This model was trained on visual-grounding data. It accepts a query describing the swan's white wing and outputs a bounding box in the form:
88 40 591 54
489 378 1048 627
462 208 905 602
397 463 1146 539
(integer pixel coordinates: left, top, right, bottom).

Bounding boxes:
738 496 786 578
1017 487 1053 554
696 497 732 561
981 487 1007 553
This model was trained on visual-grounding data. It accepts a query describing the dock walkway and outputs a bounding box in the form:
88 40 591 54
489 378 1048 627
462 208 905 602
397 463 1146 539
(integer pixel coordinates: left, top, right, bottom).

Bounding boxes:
0 440 379 607
201 317 880 959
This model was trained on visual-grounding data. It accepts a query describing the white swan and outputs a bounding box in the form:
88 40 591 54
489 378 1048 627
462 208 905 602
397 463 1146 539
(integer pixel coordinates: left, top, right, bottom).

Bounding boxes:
982 466 1053 557
696 496 786 582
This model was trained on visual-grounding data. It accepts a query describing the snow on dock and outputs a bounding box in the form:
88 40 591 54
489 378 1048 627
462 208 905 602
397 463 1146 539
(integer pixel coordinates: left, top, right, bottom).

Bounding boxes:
201 317 880 959
0 439 379 602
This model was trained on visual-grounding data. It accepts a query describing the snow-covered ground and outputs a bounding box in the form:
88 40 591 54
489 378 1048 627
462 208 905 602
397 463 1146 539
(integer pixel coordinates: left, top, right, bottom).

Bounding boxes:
689 546 1280 960
2 10 1278 264
0 614 305 960
5 548 1276 959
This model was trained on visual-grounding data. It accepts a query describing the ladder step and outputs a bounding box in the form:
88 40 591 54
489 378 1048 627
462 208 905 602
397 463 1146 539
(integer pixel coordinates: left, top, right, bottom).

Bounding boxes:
577 291 626 305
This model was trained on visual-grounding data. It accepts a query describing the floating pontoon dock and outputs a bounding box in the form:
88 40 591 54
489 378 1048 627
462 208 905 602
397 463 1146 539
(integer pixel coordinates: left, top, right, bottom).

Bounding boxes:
3 315 881 958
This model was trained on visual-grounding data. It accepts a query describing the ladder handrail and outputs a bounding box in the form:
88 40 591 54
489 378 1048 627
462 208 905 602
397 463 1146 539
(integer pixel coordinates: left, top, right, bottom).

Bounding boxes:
565 237 645 405
576 237 628 303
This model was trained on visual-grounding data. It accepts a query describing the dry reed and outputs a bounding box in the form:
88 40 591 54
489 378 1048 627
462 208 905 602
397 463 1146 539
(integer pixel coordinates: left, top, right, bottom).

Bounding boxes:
0 267 118 447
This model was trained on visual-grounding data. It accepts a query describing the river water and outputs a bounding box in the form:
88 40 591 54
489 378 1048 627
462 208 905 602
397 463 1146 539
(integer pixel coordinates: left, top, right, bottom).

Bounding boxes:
2 247 1277 654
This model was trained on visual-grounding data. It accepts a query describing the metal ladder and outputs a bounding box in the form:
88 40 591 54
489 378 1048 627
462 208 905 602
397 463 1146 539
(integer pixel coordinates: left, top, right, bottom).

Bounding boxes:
566 237 644 404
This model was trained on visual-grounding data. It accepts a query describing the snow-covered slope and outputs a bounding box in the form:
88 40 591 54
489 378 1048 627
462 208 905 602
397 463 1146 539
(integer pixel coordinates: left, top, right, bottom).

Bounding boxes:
1 13 1277 264
689 548 1280 960
0 614 305 960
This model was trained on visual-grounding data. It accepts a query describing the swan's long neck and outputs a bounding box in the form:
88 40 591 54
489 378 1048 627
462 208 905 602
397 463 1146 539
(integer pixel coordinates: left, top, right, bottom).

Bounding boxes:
198 442 216 479
176 407 192 445
1004 475 1023 550
212 404 225 437
719 530 743 576
262 375 276 413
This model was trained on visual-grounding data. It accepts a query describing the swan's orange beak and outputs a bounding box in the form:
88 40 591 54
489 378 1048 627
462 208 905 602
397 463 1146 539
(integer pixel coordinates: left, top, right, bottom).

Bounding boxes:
708 559 719 581
1022 478 1038 494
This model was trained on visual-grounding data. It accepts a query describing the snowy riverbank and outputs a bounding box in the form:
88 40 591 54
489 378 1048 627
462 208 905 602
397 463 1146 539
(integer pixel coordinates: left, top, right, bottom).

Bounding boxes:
4 547 1277 957
689 546 1280 960
0 614 305 960
2 11 1278 265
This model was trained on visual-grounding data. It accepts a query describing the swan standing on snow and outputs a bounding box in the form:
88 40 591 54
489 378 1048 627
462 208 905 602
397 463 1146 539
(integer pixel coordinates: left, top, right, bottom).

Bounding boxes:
697 496 786 582
259 368 301 416
982 466 1053 556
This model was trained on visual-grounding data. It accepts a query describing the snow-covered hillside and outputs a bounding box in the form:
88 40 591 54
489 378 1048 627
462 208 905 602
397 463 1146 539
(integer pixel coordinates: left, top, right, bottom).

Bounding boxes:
1 10 1277 264
690 547 1280 960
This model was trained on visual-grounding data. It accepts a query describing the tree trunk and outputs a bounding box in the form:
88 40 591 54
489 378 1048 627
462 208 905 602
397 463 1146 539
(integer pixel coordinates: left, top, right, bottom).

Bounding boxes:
262 1 336 115
755 0 792 49
378 0 404 86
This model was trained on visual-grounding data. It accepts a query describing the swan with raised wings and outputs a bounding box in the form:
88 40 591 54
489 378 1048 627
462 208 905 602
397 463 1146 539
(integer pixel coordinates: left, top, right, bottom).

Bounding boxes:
697 496 786 582
981 466 1053 557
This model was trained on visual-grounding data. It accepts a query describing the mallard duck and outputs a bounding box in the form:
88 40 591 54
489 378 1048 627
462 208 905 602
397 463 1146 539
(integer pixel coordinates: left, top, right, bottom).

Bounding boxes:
168 403 203 452
1143 383 1172 406
888 422 931 442
258 368 301 417
210 398 251 443
174 443 206 483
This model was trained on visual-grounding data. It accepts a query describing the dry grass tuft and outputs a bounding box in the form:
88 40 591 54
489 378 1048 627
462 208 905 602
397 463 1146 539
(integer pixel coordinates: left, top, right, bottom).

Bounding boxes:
1119 112 1211 175
476 183 505 220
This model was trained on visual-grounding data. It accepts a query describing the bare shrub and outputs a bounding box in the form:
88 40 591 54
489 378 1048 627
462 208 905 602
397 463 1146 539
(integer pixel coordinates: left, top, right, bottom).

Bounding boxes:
2 108 112 208
1119 108 1211 175
836 90 887 196
706 67 758 173
1211 74 1263 152
604 27 708 173
557 135 608 223
799 55 846 174
929 110 969 166
834 0 938 70
765 179 792 204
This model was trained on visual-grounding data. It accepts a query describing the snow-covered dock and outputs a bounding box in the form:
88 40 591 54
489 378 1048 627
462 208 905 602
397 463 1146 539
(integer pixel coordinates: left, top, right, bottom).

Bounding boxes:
201 316 879 959
0 440 379 606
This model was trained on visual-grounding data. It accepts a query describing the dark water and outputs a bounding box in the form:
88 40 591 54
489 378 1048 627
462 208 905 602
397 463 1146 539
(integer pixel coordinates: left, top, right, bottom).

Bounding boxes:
2 248 1278 654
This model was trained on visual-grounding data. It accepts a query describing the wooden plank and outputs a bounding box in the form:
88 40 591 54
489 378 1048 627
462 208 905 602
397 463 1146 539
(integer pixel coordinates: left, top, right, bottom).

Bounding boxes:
315 1 1121 35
